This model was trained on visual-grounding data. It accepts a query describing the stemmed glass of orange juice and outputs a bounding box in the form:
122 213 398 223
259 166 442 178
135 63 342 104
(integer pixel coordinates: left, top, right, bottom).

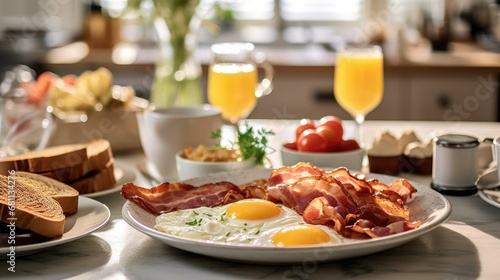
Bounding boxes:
334 45 384 142
208 42 273 137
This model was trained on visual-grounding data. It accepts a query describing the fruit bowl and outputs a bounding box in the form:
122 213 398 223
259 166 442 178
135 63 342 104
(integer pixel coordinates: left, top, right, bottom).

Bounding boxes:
280 144 365 171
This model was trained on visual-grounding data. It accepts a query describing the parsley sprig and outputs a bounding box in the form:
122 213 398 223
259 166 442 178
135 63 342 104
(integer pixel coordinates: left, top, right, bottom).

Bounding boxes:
211 122 275 166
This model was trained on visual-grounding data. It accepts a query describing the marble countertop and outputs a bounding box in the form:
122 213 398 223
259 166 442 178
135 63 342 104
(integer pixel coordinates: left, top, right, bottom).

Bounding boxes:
4 120 500 279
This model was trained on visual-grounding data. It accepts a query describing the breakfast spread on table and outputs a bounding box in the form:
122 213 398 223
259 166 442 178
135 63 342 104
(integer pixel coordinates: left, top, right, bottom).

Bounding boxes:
122 162 420 244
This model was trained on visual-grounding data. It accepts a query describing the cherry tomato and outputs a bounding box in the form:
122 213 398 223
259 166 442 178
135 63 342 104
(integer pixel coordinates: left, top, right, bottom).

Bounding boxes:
318 115 343 138
295 119 316 139
336 139 361 152
297 129 329 152
315 126 339 151
283 142 298 150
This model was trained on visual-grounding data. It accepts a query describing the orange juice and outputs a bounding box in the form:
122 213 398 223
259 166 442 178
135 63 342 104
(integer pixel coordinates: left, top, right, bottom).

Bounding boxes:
334 52 383 117
208 63 257 123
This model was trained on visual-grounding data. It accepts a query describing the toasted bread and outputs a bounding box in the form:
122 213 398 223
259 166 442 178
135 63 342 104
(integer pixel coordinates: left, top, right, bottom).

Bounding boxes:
0 174 65 238
38 139 113 183
15 172 79 215
0 143 88 174
69 160 116 194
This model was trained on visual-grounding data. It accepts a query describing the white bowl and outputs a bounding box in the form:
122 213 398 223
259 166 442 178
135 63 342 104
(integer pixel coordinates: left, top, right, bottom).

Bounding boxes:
280 145 365 171
175 152 256 181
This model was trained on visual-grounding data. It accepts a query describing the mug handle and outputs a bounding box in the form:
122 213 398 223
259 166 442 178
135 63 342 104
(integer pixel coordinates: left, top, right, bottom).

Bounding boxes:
254 52 274 98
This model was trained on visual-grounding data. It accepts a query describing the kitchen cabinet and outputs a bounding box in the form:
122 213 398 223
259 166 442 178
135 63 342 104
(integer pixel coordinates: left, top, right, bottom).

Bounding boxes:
248 66 498 121
404 71 498 121
248 66 402 121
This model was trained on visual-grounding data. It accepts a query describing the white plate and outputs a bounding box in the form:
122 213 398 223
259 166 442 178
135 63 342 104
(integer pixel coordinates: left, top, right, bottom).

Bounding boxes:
0 196 110 258
82 163 136 198
477 169 500 208
122 169 451 264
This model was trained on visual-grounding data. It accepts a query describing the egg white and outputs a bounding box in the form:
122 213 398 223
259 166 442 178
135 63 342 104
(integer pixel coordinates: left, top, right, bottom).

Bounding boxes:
154 200 344 247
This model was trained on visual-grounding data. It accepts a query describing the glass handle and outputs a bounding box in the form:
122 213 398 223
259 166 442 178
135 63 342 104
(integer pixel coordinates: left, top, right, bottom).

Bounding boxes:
254 52 273 98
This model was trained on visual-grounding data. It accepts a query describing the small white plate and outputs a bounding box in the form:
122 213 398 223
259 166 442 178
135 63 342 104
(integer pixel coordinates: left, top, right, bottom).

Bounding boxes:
477 169 500 208
0 196 110 258
82 163 136 198
122 169 451 264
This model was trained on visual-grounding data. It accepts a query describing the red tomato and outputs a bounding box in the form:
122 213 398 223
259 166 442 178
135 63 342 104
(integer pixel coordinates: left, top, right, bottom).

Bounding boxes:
315 126 340 151
295 119 316 139
336 139 361 152
283 142 298 150
318 116 344 139
297 129 329 152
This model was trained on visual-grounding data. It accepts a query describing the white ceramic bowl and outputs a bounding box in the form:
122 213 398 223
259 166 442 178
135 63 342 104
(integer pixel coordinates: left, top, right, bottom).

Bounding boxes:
175 152 256 181
280 144 365 171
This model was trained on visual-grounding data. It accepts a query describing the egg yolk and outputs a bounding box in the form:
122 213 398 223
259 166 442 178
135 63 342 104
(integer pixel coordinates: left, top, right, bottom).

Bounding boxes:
225 199 282 220
271 225 331 247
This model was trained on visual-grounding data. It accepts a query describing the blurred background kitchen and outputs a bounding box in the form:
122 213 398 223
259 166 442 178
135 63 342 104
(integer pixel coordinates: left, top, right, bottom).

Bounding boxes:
0 0 499 121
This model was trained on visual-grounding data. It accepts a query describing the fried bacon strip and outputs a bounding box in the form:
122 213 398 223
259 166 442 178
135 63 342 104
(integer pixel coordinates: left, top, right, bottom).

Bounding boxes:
121 181 247 215
267 163 420 238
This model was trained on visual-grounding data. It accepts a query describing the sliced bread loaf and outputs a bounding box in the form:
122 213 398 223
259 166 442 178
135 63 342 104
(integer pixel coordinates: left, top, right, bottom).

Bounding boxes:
0 142 88 174
15 171 79 215
0 175 65 238
69 159 116 194
38 139 113 183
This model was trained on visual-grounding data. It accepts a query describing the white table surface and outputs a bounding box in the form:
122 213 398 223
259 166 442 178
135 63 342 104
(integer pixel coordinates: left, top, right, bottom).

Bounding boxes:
3 120 500 280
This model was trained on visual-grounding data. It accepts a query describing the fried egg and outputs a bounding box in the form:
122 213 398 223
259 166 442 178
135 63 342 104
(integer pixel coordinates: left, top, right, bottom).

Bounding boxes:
155 199 343 247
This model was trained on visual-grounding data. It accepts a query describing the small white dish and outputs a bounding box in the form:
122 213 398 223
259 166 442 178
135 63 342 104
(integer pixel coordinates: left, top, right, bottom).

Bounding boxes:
82 163 136 198
175 152 255 181
122 169 451 264
281 144 365 171
0 196 110 258
477 169 500 208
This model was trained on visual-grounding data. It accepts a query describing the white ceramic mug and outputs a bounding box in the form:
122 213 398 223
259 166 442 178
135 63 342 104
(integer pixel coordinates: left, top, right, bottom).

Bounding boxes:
137 105 222 180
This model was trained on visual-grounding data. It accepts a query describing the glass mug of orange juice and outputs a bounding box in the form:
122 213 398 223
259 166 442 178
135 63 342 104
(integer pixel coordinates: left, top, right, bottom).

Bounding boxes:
208 42 273 125
334 45 383 141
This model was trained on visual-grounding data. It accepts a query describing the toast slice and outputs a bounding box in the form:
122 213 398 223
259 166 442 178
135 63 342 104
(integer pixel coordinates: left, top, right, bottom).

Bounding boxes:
0 175 65 238
0 142 88 174
38 139 113 183
15 171 79 215
69 160 116 194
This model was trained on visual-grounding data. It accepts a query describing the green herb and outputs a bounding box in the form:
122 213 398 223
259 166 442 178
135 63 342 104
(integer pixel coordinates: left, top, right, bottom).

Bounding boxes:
255 229 260 235
204 213 212 217
211 121 275 166
193 210 199 215
226 232 231 237
220 213 227 221
185 218 202 226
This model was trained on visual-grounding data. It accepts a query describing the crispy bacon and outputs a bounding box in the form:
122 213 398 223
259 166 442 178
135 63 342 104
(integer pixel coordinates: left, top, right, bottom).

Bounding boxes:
122 162 420 239
267 164 419 239
121 181 247 215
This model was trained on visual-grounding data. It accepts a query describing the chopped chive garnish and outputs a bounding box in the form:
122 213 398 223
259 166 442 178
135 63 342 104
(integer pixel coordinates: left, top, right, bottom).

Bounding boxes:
255 229 260 235
226 232 231 237
193 210 199 215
